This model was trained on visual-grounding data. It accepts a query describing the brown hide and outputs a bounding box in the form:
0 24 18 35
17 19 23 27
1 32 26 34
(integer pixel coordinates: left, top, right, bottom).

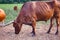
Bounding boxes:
13 1 60 36
16 1 54 24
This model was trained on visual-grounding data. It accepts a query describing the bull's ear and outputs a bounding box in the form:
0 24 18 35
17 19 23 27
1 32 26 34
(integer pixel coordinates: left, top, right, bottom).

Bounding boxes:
12 20 15 23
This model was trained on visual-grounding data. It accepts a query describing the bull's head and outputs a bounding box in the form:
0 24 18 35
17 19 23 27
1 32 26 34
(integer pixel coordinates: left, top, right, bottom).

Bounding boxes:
13 20 20 34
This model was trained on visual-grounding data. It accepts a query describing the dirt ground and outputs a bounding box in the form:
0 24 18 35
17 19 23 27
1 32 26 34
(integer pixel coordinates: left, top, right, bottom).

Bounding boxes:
0 22 60 40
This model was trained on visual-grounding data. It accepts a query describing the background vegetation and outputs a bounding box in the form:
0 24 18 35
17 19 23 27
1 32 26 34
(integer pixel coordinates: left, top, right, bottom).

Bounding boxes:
0 0 49 24
0 0 48 4
0 4 23 23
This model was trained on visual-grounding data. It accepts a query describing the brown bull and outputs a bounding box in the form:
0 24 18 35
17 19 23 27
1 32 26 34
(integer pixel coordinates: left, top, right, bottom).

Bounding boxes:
13 0 60 36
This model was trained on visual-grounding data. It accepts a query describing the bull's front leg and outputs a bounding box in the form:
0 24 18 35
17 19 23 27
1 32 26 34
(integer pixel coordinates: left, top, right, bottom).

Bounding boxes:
47 17 54 34
31 19 36 36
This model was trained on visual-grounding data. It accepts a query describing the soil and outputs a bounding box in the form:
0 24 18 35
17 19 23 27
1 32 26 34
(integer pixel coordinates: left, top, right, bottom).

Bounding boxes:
0 22 60 40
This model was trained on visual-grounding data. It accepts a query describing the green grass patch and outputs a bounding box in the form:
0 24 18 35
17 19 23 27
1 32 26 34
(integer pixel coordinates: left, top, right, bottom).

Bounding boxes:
0 4 23 24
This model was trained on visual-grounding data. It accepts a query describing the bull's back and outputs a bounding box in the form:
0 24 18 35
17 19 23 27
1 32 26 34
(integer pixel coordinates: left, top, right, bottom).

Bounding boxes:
32 1 54 21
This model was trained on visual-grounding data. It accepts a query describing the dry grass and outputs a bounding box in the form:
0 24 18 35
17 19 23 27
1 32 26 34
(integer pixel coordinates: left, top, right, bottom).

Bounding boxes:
0 22 60 40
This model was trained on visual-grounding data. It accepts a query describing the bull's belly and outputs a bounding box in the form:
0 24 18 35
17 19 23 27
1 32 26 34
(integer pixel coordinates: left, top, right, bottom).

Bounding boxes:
37 16 50 21
36 12 53 21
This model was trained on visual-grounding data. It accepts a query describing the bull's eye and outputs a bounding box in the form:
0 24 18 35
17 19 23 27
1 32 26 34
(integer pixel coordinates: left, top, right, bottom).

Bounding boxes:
13 22 19 28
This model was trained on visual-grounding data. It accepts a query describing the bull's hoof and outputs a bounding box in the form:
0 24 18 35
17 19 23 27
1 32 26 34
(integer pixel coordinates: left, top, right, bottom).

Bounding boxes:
55 33 58 35
46 31 50 34
15 32 19 34
30 31 36 37
55 31 58 35
32 34 36 37
30 32 36 37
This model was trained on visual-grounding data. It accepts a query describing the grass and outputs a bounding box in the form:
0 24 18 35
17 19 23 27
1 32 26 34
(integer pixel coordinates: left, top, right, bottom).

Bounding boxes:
0 4 23 24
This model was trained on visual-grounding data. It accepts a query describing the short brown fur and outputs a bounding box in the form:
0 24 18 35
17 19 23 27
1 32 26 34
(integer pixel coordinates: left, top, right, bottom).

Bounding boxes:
13 0 60 36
